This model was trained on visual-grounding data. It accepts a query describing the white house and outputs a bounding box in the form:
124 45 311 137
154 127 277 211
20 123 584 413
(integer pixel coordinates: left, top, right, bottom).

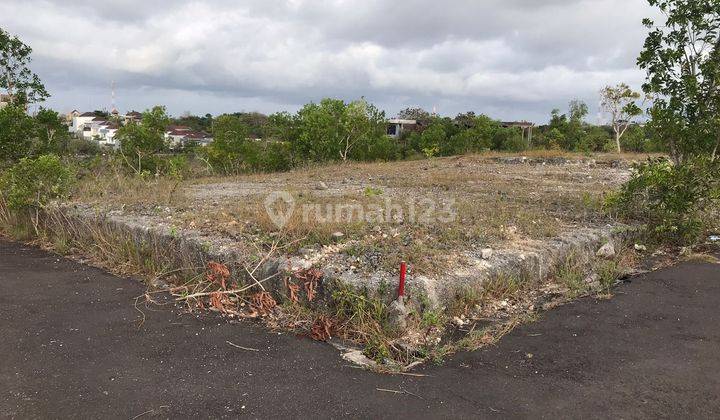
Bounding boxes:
97 122 120 148
165 125 213 148
387 119 418 138
71 112 100 136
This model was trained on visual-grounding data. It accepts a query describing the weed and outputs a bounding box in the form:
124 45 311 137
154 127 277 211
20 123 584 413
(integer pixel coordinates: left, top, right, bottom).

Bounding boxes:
554 255 588 296
363 186 383 197
420 310 444 329
596 260 620 291
363 335 391 363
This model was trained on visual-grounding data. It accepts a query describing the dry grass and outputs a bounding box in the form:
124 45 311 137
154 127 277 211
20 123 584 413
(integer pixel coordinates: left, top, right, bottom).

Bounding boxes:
73 152 633 275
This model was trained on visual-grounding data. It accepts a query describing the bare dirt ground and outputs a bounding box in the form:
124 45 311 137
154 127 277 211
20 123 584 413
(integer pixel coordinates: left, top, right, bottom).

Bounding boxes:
2 239 718 418
74 153 634 278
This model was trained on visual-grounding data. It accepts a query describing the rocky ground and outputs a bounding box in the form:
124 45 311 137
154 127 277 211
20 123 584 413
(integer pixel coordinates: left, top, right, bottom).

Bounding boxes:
74 154 633 287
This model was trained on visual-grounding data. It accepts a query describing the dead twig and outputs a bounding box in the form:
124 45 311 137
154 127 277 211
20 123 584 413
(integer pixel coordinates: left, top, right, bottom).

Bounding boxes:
226 340 260 352
376 388 424 399
177 272 281 300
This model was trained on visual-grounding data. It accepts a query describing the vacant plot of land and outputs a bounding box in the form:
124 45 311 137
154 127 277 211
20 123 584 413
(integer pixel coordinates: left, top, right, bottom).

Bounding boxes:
75 153 632 278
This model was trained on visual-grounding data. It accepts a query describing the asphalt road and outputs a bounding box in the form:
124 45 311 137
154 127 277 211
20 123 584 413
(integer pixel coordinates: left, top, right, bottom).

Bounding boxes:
1 239 719 419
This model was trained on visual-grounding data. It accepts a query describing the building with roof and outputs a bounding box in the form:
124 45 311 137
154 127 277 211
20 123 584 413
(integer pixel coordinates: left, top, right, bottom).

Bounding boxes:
387 119 418 138
502 121 535 146
70 112 101 136
0 94 12 109
124 111 142 125
164 126 213 149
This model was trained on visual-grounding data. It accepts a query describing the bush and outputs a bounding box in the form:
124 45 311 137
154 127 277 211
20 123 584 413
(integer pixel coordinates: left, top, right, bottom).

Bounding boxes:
0 105 35 164
65 138 101 156
242 141 294 172
493 127 526 152
0 154 75 210
606 157 720 245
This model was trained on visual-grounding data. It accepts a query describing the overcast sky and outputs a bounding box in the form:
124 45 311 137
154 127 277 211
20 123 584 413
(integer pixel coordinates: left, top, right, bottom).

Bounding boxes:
0 0 660 122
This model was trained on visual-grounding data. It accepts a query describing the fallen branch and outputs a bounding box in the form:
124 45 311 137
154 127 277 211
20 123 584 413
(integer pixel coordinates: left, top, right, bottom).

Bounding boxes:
226 340 260 352
376 388 424 399
177 272 281 301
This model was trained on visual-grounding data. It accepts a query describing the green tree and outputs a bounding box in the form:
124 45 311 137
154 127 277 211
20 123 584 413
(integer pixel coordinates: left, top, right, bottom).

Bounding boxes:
397 107 433 127
141 105 170 133
33 108 70 155
264 111 298 142
418 122 446 157
203 114 249 173
600 83 644 153
0 28 49 106
294 98 386 162
609 0 720 246
0 104 34 163
493 127 526 152
116 106 169 174
564 100 589 150
638 0 720 163
0 154 74 210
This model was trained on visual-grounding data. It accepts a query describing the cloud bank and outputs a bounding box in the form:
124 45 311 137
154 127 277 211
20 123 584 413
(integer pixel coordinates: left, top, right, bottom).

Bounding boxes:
0 0 660 122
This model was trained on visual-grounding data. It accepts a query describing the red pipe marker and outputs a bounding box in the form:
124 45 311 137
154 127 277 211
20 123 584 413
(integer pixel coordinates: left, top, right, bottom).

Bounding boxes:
398 261 407 298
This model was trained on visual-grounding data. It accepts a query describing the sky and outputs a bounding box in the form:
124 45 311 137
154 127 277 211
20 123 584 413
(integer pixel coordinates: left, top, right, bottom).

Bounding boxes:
0 0 661 123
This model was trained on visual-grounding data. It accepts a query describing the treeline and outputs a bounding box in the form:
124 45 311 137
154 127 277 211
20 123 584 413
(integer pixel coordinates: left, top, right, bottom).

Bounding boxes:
0 96 664 178
197 98 663 174
0 106 101 163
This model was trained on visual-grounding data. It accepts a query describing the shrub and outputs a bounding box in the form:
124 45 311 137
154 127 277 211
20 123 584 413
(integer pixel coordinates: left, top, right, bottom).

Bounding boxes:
65 138 101 156
164 155 190 180
242 140 294 172
606 157 720 245
0 154 75 210
0 105 35 164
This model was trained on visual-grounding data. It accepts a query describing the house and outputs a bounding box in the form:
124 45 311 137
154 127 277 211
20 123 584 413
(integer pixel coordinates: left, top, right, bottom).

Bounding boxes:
164 125 193 148
164 125 213 148
71 112 100 136
0 94 12 109
65 110 80 125
387 119 418 138
124 111 142 125
502 121 535 146
97 121 120 148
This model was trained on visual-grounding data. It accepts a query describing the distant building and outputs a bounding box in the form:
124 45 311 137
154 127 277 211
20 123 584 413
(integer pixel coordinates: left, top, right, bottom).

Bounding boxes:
502 121 535 146
124 111 142 124
71 112 100 136
0 94 14 109
387 119 418 138
97 121 120 148
164 125 213 148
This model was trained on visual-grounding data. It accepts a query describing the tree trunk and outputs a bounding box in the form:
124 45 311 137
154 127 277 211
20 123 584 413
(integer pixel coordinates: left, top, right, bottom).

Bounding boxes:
615 128 621 154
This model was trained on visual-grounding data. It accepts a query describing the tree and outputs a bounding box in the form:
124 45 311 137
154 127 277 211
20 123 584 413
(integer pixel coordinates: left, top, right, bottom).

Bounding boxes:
340 98 386 161
0 104 34 163
141 105 170 133
116 106 169 174
418 123 446 157
264 111 297 141
638 0 720 163
33 108 70 155
397 107 433 127
600 83 644 153
294 98 386 162
204 114 249 173
0 28 49 106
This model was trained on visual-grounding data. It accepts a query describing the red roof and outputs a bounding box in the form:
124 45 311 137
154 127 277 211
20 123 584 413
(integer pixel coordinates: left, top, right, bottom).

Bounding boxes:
167 125 192 132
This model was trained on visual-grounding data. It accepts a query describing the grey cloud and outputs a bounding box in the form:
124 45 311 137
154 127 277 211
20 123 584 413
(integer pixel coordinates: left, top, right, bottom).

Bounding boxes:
1 0 660 122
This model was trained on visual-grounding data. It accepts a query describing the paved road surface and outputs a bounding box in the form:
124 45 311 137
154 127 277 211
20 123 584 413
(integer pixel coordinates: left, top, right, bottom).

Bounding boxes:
1 239 719 418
